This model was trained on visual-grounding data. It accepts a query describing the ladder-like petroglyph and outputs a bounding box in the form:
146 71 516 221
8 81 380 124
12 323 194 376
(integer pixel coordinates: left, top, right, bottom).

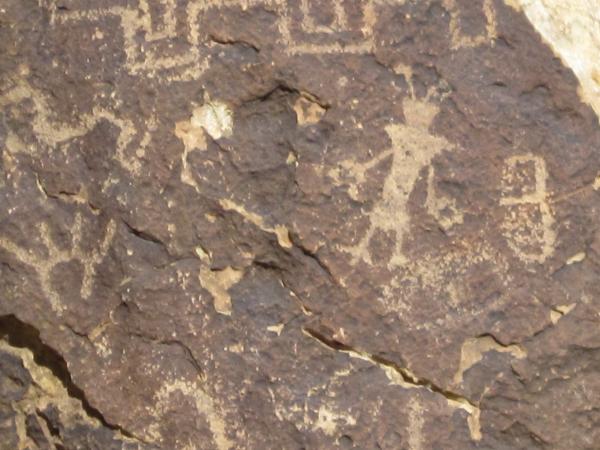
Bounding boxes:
500 153 557 264
445 0 498 50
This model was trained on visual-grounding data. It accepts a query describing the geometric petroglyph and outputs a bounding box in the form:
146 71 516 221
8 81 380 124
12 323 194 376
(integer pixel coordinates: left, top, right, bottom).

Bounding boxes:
277 0 377 54
0 75 144 174
54 0 210 82
444 0 498 50
54 0 379 63
500 153 557 264
48 0 498 69
0 213 116 314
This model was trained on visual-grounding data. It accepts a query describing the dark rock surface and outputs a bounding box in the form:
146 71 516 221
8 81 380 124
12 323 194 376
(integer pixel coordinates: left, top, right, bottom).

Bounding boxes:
1 0 600 448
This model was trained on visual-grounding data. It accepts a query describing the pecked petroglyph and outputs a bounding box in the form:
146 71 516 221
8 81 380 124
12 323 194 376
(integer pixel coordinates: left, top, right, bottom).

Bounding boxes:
1 76 144 174
53 0 210 82
277 0 378 54
0 213 116 314
407 397 425 450
500 153 556 264
152 379 233 450
40 0 506 81
341 95 456 268
444 0 498 50
4 0 600 447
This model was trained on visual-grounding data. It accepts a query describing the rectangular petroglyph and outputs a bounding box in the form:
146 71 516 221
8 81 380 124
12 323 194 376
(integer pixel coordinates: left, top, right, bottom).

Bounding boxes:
500 154 556 264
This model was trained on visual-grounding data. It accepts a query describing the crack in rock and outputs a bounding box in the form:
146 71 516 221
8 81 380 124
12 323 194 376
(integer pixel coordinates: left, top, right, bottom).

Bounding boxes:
302 327 482 441
0 314 149 445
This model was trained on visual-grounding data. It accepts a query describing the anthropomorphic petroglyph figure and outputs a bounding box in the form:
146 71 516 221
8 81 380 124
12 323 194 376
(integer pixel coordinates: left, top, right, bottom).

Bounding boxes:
341 73 460 268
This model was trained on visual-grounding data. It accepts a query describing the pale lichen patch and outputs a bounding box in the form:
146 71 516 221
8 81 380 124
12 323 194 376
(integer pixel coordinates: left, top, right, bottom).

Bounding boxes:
453 336 527 386
566 252 586 265
219 198 293 249
192 101 234 140
175 100 232 190
199 266 243 316
550 303 576 324
293 96 326 125
267 323 285 335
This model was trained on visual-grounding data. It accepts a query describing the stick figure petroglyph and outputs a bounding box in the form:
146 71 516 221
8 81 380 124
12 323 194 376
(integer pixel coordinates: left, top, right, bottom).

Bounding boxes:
339 75 460 268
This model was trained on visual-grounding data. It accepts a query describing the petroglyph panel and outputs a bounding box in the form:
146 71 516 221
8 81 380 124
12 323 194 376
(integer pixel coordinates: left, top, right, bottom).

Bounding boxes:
3 0 600 448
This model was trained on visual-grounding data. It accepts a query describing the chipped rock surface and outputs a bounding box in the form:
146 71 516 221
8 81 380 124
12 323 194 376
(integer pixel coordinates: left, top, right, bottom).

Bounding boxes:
1 0 600 449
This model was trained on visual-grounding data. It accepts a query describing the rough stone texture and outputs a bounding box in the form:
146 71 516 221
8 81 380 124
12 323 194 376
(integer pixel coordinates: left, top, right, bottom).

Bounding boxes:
1 0 600 449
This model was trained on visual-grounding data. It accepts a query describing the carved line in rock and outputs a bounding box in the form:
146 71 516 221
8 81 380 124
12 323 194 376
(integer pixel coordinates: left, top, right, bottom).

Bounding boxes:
334 72 556 323
51 0 499 80
267 372 358 440
54 0 210 82
0 212 116 315
500 153 556 264
1 76 149 175
445 0 497 50
407 397 425 450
